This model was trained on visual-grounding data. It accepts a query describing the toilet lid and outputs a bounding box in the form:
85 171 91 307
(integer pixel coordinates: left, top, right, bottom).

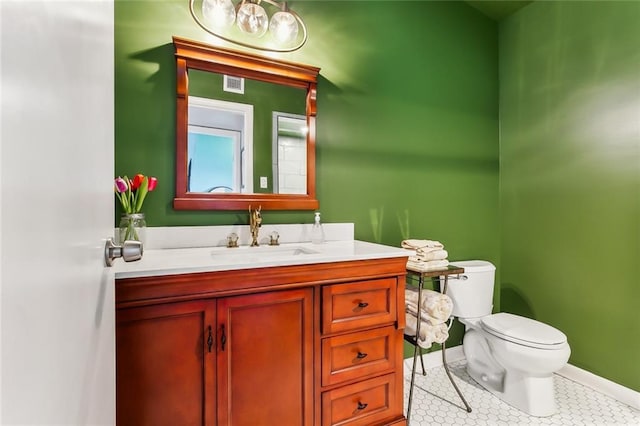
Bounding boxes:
481 312 568 349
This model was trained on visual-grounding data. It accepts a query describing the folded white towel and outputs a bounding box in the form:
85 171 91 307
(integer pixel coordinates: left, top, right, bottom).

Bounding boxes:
401 239 444 250
410 249 448 262
405 288 453 324
406 259 450 272
404 313 449 348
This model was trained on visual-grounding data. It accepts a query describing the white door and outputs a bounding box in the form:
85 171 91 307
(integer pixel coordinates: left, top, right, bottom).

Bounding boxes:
1 1 115 424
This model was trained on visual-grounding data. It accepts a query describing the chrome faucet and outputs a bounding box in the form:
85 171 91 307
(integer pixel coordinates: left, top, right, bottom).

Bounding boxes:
249 205 262 247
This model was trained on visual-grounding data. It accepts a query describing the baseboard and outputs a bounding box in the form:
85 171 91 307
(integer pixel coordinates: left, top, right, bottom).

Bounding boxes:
557 363 640 411
404 347 640 412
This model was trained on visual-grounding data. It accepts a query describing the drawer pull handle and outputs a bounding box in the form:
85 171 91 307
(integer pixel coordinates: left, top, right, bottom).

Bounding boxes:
356 351 368 359
357 301 369 309
357 401 368 411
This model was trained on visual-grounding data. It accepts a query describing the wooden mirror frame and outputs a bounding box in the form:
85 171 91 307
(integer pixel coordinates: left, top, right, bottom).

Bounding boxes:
173 36 320 211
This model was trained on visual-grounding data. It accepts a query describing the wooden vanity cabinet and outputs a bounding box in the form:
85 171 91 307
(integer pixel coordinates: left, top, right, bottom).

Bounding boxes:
116 257 407 426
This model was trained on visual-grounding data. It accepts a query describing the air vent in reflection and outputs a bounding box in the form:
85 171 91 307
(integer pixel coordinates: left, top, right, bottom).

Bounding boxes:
224 75 244 94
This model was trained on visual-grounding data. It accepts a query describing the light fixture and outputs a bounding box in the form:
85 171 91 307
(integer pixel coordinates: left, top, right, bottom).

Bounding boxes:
202 0 236 28
191 0 308 52
269 3 298 44
236 0 269 37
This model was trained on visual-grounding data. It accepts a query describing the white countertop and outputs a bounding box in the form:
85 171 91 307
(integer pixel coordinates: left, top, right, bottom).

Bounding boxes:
114 240 411 279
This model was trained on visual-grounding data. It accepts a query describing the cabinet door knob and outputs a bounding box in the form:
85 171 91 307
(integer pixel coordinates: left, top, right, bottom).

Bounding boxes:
356 351 368 359
207 325 213 352
220 324 227 351
357 401 368 411
357 301 369 309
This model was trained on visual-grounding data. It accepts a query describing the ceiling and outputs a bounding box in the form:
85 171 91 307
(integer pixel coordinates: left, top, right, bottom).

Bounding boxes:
465 1 533 21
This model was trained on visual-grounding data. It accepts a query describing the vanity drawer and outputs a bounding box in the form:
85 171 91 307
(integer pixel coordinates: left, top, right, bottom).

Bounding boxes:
321 373 398 426
322 326 396 386
322 278 397 334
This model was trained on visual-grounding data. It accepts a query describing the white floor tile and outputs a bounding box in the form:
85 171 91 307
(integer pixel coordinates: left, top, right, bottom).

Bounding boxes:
404 359 640 426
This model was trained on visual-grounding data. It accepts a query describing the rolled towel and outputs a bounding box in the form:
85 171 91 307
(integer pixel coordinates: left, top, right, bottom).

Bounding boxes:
404 313 450 348
404 313 430 347
406 304 443 325
421 289 453 323
405 288 453 324
406 259 449 272
406 302 449 325
423 321 449 345
410 249 448 262
404 286 421 305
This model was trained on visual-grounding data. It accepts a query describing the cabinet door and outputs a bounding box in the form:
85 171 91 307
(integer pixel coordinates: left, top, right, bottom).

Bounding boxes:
217 288 313 426
116 300 216 426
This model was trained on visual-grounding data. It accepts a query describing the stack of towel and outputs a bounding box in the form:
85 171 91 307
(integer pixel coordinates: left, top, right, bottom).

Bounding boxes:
405 287 453 348
401 239 449 272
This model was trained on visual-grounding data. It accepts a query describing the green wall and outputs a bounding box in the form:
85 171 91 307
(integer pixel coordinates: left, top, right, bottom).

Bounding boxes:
500 1 640 391
115 1 498 355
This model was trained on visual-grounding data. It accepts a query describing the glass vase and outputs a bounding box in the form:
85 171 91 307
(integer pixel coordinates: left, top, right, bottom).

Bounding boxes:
119 213 146 245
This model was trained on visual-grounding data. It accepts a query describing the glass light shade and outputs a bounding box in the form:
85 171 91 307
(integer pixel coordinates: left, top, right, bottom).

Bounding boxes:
202 0 236 28
269 10 299 44
236 2 269 37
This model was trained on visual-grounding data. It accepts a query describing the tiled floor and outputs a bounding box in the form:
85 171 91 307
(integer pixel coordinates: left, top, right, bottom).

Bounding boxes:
404 359 639 426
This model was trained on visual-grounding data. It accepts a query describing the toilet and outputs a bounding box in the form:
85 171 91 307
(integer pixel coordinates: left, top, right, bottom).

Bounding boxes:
446 260 571 417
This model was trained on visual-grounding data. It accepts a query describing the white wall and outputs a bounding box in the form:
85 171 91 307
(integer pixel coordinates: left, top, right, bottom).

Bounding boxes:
1 1 115 423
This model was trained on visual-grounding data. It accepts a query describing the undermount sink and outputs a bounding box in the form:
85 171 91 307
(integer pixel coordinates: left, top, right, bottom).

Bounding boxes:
210 244 320 263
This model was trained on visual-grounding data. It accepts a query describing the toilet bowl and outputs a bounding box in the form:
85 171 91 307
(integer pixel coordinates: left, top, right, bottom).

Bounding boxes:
447 260 571 417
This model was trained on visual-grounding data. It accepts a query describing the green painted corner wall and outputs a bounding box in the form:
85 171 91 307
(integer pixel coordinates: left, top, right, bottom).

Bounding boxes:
499 1 640 391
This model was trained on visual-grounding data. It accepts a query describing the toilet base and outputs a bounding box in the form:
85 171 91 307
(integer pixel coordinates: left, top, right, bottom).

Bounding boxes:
468 366 557 417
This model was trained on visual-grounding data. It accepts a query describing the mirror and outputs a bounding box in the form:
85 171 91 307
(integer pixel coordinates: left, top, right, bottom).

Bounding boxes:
173 36 320 210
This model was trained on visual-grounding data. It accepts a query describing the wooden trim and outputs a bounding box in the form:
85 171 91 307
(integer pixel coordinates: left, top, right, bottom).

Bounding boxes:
173 36 320 84
172 36 321 211
116 257 407 308
173 194 319 211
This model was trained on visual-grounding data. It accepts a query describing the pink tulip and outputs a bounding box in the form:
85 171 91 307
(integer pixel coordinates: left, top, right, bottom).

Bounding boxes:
114 177 128 193
148 177 158 191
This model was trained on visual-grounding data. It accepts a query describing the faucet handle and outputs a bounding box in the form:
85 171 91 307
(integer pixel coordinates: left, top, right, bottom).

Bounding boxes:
269 231 280 246
226 232 239 248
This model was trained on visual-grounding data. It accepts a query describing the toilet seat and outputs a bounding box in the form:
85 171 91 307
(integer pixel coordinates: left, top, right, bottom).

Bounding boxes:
481 312 568 350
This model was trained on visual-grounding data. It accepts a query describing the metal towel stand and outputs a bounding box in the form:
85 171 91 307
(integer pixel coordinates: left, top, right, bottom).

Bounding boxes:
404 266 472 424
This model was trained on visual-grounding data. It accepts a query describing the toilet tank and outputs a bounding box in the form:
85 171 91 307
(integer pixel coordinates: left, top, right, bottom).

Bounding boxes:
446 260 496 318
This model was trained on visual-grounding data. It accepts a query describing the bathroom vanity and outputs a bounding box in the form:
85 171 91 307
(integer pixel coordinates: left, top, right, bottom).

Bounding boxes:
115 240 409 426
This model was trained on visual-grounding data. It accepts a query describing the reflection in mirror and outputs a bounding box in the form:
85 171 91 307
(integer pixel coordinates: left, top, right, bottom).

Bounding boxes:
272 112 307 194
188 68 305 195
173 36 320 210
188 97 253 193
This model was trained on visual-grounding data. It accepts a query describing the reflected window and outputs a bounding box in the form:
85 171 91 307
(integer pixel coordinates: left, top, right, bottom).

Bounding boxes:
272 112 307 194
188 126 240 192
188 96 253 193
